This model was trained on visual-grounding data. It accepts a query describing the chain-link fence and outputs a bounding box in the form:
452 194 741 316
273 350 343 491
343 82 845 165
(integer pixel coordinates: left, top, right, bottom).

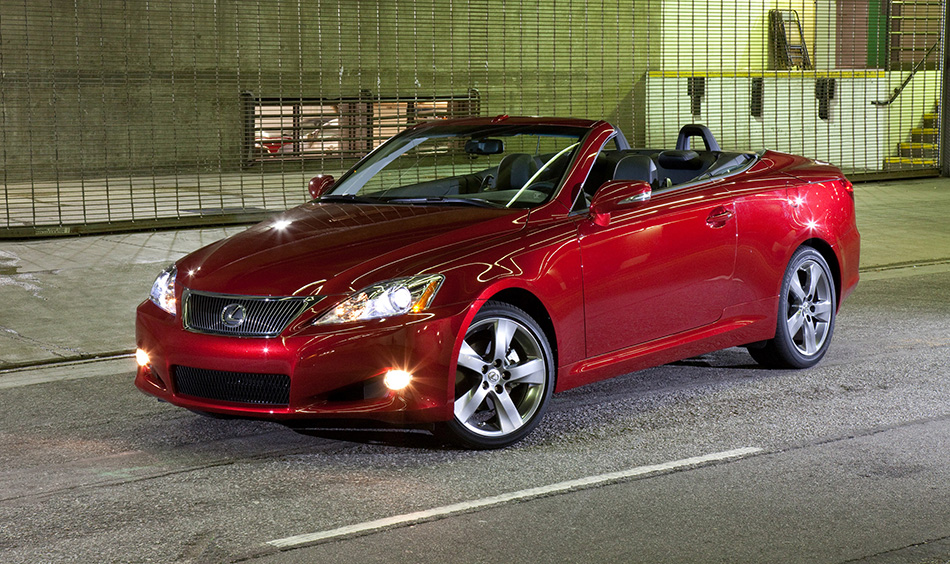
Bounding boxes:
0 0 944 237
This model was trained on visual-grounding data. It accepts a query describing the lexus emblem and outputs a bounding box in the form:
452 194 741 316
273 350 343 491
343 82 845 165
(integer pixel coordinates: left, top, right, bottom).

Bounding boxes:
221 303 247 328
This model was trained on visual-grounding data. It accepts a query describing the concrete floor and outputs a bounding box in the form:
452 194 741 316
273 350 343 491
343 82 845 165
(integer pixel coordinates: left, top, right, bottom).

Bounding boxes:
2 232 950 564
0 176 948 370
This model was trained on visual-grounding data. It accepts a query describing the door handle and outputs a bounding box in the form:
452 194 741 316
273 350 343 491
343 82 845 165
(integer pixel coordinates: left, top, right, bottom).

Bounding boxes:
706 206 735 228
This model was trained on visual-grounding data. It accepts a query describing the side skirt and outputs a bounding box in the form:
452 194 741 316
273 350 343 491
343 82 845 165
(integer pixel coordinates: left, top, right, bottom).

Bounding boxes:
555 296 778 392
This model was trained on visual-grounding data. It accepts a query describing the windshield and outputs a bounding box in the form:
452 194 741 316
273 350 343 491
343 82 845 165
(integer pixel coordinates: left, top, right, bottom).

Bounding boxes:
326 124 587 209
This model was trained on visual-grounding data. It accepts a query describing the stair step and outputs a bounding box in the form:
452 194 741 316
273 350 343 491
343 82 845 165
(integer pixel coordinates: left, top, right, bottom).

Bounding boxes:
884 156 938 167
910 128 939 143
898 142 938 159
891 101 940 169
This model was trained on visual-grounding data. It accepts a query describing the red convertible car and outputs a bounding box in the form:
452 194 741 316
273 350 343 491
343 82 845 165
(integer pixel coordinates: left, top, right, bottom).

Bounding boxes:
135 116 859 448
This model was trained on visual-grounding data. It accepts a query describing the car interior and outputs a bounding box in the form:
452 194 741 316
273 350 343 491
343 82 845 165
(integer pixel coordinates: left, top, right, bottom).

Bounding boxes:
582 124 759 201
368 124 758 208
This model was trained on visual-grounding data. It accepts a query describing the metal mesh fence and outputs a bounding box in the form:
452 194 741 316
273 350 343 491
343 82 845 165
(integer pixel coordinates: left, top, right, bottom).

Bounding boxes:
0 0 944 237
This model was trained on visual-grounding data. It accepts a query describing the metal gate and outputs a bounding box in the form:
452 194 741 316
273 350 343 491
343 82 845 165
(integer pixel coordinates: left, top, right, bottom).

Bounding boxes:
0 0 945 237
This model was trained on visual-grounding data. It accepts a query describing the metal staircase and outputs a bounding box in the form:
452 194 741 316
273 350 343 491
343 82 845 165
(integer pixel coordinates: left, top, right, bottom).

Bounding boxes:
885 102 939 169
880 0 941 171
888 0 942 70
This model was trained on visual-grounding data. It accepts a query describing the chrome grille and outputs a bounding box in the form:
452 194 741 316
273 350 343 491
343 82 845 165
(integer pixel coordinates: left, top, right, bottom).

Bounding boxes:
182 290 318 337
174 366 290 405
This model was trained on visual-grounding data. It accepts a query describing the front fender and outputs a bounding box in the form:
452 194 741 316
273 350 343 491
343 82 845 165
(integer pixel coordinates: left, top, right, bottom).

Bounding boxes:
437 218 586 378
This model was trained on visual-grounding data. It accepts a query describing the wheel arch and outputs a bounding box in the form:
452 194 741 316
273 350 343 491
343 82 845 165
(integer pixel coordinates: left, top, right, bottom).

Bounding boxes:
799 237 842 308
485 287 559 372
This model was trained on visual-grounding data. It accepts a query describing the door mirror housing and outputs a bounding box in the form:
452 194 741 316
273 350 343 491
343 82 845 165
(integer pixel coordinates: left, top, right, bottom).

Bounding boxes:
589 180 652 227
308 175 335 199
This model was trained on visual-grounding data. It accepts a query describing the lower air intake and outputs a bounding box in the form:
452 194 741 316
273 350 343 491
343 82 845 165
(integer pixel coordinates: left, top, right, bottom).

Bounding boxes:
174 366 290 406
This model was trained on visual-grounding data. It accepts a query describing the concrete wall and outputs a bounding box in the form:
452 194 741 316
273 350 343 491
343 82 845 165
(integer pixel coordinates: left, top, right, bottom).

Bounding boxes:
644 72 889 171
642 69 940 173
637 0 942 173
0 0 941 193
0 1 636 184
658 0 817 70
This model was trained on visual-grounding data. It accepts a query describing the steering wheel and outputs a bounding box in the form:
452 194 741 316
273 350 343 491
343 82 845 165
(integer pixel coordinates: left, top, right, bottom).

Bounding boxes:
478 174 495 192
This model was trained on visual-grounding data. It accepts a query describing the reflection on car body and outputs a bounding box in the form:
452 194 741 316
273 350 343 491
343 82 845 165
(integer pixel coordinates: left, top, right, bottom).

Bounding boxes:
136 116 860 449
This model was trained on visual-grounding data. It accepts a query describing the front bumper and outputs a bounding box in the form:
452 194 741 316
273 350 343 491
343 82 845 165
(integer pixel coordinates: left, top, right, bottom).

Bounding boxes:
134 299 472 424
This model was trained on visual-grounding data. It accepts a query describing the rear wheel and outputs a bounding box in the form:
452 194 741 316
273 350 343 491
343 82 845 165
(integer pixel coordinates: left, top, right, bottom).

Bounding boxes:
749 246 837 369
439 302 554 449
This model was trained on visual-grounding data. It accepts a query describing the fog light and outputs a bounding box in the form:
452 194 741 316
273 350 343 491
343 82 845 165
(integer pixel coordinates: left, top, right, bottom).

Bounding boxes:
383 369 413 391
135 348 150 367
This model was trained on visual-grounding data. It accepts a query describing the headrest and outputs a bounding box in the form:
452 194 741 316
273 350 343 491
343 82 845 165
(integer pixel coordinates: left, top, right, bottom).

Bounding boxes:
657 150 703 170
497 153 539 189
676 124 721 151
613 154 657 183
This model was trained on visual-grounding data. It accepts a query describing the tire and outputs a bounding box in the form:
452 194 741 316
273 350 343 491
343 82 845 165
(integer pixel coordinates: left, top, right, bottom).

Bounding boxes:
749 246 837 369
438 302 555 449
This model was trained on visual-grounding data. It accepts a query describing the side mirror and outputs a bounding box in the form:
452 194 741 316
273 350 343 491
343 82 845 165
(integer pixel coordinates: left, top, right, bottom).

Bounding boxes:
308 175 335 199
589 180 652 227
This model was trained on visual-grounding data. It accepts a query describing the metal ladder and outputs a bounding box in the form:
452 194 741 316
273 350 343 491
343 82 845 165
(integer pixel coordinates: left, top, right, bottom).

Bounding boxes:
768 10 813 70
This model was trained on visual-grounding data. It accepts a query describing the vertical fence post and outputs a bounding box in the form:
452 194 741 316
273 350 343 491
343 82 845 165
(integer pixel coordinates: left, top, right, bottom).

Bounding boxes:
942 2 950 176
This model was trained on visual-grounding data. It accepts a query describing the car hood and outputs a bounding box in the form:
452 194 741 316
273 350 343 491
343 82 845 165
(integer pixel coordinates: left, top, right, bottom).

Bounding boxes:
177 202 525 297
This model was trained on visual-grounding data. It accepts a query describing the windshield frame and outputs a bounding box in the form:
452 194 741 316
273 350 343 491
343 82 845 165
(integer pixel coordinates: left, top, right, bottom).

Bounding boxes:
324 123 592 210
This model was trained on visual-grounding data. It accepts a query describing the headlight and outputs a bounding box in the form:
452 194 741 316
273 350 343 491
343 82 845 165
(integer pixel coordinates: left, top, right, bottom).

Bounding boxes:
149 265 177 315
315 274 444 325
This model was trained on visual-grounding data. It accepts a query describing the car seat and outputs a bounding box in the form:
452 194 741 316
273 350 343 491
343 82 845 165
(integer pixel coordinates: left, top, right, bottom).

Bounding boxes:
612 154 657 186
495 153 539 191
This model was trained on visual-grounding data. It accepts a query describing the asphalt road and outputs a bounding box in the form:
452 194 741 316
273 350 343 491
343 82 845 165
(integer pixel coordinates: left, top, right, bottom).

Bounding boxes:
2 266 949 564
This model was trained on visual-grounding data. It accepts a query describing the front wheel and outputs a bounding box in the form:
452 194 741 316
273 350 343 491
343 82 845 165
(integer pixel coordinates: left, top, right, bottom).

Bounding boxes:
749 246 837 369
438 302 555 449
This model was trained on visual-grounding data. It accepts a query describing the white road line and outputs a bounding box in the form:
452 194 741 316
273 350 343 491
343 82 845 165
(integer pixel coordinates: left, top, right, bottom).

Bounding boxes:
267 446 763 550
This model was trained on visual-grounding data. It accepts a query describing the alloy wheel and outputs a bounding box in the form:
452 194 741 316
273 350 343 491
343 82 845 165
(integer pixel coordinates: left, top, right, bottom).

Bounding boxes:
453 313 548 438
785 258 834 357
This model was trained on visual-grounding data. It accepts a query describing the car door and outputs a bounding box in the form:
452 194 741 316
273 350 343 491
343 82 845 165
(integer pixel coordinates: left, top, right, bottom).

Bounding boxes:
577 183 738 358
